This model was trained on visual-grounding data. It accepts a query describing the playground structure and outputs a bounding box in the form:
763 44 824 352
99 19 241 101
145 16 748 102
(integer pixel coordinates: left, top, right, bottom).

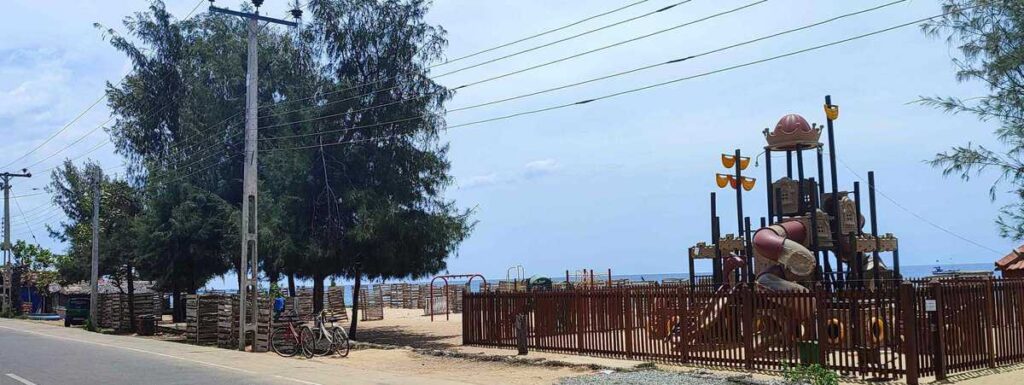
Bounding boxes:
429 274 486 321
463 96 1024 384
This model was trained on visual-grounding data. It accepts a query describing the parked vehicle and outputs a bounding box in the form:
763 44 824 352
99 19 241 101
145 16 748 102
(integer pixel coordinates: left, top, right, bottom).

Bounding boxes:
64 296 89 327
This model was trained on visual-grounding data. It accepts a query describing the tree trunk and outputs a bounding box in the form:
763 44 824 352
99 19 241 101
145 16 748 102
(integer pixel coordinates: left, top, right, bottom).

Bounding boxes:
288 273 296 297
171 282 184 323
349 270 361 340
312 274 324 313
127 265 136 332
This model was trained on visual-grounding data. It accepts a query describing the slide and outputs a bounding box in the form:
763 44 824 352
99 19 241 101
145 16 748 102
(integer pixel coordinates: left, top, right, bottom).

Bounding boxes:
752 220 816 291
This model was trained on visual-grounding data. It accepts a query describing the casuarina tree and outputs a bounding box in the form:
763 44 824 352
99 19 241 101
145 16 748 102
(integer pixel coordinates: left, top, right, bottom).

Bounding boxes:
921 1 1024 239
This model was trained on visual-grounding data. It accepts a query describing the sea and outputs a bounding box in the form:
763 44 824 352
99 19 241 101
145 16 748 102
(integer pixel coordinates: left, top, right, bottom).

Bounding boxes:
260 262 996 307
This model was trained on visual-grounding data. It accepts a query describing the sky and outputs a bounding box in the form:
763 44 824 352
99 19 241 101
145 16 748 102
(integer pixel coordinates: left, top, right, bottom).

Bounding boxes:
0 0 1016 288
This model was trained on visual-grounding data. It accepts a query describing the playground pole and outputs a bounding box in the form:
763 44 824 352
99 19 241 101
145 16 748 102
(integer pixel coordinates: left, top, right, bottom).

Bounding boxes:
853 181 864 287
824 95 844 283
711 192 722 285
868 172 881 283
764 145 774 223
733 149 746 283
817 146 842 285
786 151 793 178
744 216 753 283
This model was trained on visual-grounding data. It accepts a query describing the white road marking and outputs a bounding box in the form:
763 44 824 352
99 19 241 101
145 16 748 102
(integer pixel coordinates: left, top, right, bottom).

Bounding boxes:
0 323 321 385
5 373 38 385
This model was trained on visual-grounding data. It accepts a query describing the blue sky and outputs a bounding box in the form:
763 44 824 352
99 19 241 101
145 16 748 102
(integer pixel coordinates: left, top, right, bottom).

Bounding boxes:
0 0 1015 287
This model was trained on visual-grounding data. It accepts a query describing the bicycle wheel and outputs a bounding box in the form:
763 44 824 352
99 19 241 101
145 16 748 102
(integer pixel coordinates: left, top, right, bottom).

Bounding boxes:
299 326 317 358
271 326 299 357
312 327 333 357
331 327 350 357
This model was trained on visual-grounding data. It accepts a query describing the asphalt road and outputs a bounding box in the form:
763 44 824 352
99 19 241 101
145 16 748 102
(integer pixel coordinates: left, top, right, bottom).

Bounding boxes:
0 325 292 385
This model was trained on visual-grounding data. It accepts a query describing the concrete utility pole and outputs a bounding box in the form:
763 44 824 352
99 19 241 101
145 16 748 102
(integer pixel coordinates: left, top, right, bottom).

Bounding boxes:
209 0 299 352
90 170 102 329
0 169 31 314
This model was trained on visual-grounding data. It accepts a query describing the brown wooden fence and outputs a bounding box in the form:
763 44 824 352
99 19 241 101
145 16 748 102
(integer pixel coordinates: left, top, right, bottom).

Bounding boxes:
463 279 1024 384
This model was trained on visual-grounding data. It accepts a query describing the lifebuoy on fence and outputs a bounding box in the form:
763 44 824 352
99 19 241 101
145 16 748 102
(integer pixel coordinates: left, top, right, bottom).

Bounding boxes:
868 317 885 345
826 318 845 345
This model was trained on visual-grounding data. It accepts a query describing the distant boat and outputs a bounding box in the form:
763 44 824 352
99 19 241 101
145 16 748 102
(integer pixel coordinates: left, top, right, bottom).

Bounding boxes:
930 263 992 279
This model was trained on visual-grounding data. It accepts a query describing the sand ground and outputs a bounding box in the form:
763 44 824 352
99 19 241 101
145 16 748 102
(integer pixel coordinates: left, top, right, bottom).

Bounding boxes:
352 308 1024 385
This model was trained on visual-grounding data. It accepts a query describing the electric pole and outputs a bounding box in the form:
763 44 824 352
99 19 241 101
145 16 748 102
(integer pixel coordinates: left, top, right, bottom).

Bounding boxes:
208 0 299 352
89 169 101 330
0 169 31 314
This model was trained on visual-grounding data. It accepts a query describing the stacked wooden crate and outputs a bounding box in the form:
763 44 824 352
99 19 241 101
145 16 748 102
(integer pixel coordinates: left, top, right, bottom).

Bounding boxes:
325 286 348 322
216 295 238 349
359 285 384 321
253 298 272 352
446 285 464 313
186 294 224 346
282 289 315 321
97 293 123 330
378 284 391 307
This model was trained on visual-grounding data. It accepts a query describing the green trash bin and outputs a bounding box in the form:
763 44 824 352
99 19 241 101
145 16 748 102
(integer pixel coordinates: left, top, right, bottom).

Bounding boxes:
798 341 820 365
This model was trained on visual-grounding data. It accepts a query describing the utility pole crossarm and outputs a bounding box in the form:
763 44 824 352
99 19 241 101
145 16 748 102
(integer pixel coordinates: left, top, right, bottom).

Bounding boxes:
209 6 297 26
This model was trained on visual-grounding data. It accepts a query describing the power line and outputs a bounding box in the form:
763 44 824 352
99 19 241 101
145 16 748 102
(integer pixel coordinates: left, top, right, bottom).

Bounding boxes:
12 195 38 245
447 0 910 113
438 0 652 66
6 0 208 172
434 0 696 79
262 9 955 152
836 156 1001 255
254 0 759 129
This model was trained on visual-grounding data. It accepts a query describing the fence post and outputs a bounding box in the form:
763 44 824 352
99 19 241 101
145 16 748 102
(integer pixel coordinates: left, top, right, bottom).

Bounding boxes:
931 282 947 381
815 283 828 367
576 290 584 354
985 278 996 368
624 289 634 358
899 282 919 385
680 286 690 363
743 283 754 370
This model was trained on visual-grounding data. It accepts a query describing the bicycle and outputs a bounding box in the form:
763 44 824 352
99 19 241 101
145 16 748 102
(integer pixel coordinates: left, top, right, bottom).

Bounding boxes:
300 309 351 358
270 309 310 357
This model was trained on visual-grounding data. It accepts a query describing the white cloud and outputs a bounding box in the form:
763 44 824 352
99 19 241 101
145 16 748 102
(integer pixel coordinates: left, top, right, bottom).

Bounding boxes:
523 159 560 179
459 172 502 189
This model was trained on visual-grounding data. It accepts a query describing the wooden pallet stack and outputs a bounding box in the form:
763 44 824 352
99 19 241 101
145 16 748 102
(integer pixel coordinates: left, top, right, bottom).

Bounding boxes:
282 289 315 321
253 298 273 352
186 294 225 346
359 285 384 321
378 284 391 307
216 295 239 349
445 285 464 313
325 286 348 322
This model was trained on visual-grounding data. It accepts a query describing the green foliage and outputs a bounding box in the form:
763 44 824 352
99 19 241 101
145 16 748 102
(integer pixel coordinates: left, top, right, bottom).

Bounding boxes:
783 364 839 385
134 181 236 293
11 241 67 292
47 161 142 288
920 1 1024 239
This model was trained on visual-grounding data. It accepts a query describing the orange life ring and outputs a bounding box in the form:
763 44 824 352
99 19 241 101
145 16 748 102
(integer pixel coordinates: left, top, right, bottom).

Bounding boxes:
826 318 845 345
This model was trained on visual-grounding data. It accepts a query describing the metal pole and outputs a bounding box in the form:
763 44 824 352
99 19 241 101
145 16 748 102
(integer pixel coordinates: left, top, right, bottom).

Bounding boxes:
710 193 721 285
733 149 746 283
853 181 864 287
824 95 843 281
744 217 753 283
90 173 101 329
765 147 774 222
868 172 881 283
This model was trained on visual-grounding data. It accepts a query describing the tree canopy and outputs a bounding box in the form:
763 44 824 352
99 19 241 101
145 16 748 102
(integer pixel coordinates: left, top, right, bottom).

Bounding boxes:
922 1 1024 238
47 0 473 332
